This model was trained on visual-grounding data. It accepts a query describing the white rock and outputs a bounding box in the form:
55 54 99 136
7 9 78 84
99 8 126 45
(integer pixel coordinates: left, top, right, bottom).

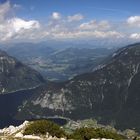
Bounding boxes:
102 139 113 140
5 125 16 134
23 135 42 139
0 129 3 133
90 138 113 140
47 135 53 140
90 139 99 140
15 132 23 138
60 138 66 140
0 121 29 135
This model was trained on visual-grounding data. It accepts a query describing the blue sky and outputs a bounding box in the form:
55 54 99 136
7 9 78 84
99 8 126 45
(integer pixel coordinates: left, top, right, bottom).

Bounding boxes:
0 0 140 46
4 0 139 20
0 0 136 20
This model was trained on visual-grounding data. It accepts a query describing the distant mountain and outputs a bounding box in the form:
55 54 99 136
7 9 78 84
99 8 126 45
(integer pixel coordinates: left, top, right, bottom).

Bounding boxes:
0 42 114 81
0 49 46 128
0 49 45 94
16 43 140 132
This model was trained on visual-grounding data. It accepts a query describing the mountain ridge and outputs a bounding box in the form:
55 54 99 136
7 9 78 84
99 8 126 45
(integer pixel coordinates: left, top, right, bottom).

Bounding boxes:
16 43 140 132
0 49 45 94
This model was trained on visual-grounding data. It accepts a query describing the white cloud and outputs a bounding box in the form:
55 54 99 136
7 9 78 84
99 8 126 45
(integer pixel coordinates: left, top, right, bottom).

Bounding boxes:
129 33 140 39
0 1 11 21
0 2 41 41
45 14 122 41
0 1 139 46
79 20 110 31
51 30 124 40
51 12 61 20
9 18 40 32
127 16 140 27
5 18 40 40
67 14 84 22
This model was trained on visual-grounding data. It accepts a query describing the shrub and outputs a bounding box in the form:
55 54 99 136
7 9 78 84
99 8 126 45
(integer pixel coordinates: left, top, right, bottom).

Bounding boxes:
23 120 66 138
68 127 126 140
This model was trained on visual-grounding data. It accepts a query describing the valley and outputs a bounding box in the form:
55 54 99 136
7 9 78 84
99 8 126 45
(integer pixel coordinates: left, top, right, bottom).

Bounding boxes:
0 43 115 81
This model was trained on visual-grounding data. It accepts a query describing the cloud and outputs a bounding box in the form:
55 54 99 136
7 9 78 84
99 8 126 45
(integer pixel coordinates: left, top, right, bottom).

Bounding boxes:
79 20 111 31
0 18 40 41
129 33 140 39
51 30 124 40
0 2 40 41
67 14 84 22
127 16 140 27
43 12 124 41
0 1 140 47
9 18 40 32
0 1 11 21
51 12 61 20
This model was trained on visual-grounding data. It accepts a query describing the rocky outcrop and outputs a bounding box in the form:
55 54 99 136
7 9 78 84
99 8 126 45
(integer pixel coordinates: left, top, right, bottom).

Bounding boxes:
0 121 29 135
0 121 67 140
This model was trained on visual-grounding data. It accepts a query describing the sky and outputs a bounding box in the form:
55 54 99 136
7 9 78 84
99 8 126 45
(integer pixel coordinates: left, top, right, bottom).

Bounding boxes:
0 0 140 46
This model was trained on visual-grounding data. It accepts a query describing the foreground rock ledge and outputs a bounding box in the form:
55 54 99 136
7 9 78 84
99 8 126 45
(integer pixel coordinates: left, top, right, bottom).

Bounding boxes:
0 121 115 140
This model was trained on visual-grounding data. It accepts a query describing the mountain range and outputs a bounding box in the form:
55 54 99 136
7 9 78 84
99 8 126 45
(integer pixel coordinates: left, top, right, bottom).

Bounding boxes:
0 43 139 133
15 43 140 132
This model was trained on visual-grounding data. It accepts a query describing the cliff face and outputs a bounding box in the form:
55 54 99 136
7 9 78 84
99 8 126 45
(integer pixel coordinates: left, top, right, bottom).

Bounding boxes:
0 50 45 94
17 43 140 131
